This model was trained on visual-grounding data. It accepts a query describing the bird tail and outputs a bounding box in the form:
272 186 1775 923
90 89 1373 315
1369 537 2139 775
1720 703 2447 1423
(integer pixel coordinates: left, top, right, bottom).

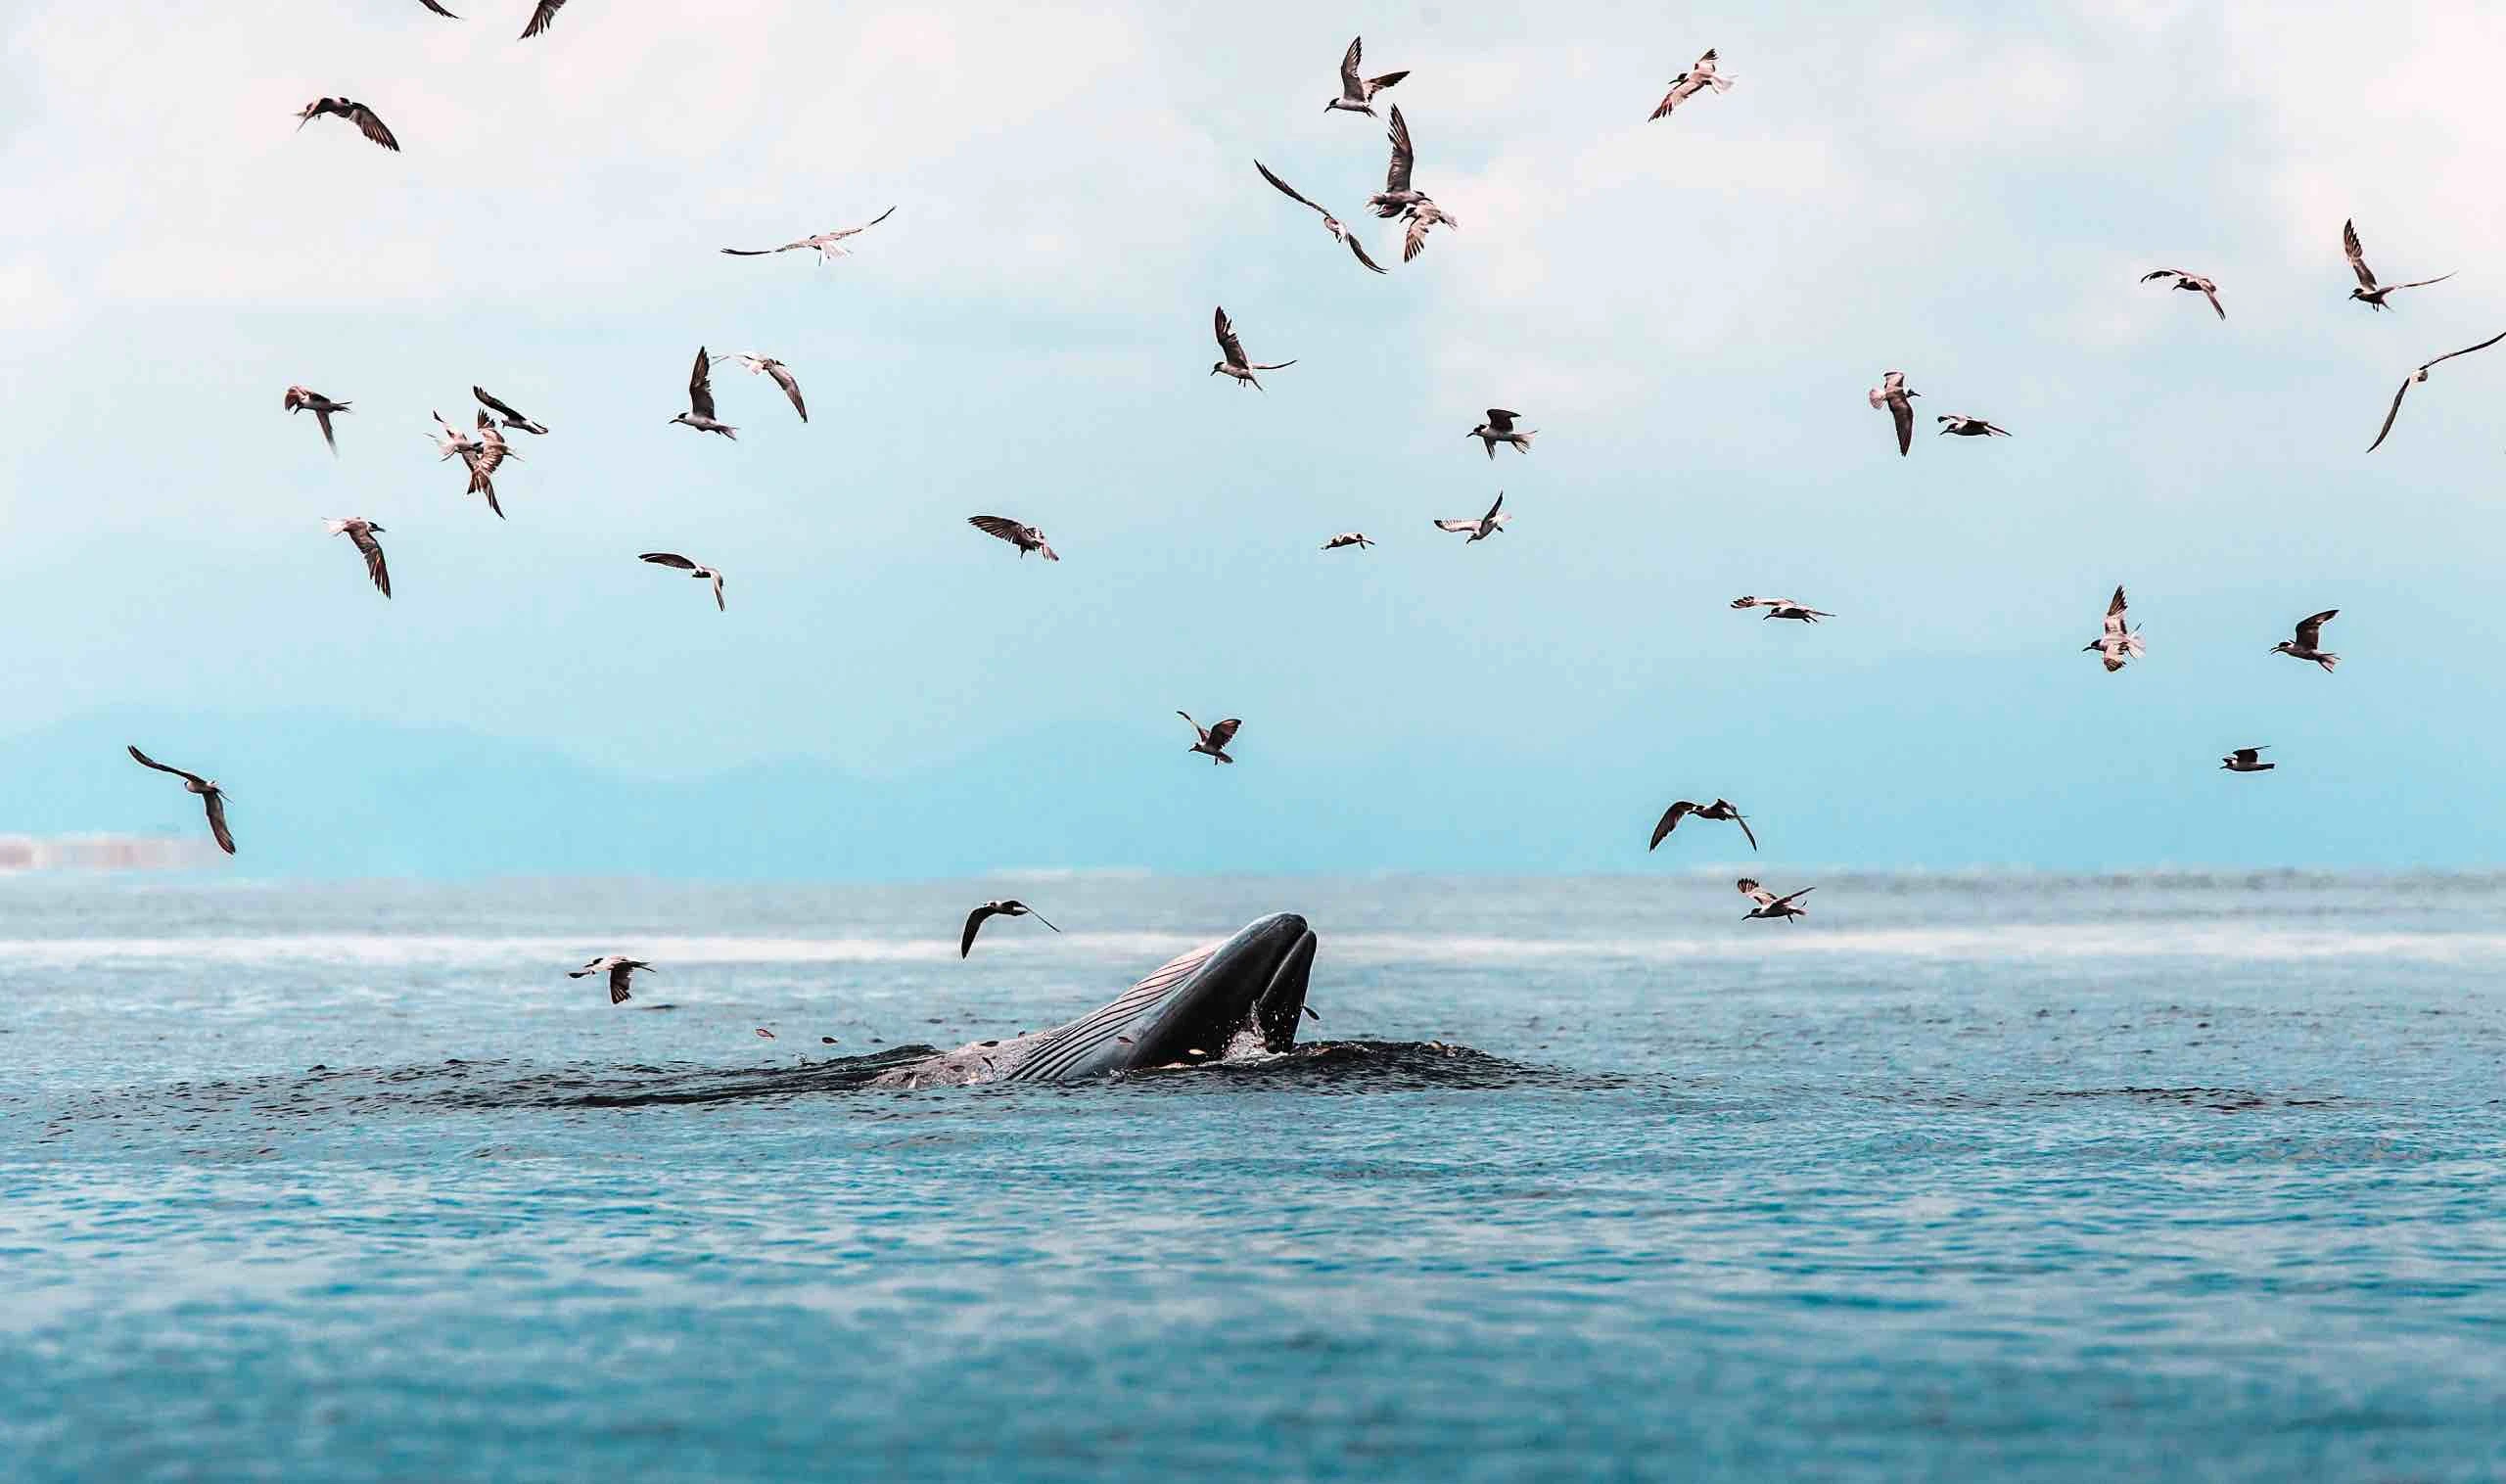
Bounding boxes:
1516 430 1536 450
2317 653 2339 672
611 984 632 1005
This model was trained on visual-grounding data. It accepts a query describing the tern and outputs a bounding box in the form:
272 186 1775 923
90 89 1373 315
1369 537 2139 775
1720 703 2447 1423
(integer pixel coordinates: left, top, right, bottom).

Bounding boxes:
1649 48 1735 119
1366 106 1436 219
324 518 391 598
1435 491 1509 542
472 386 548 435
431 411 511 518
284 386 351 454
2141 268 2225 319
1935 414 2011 438
2270 610 2340 672
1730 596 1830 623
1177 712 1241 765
719 207 897 264
2344 219 2452 310
639 552 724 611
1400 200 1458 262
2083 585 2145 672
568 955 651 1005
1321 533 1374 551
2220 746 2274 773
713 352 808 422
1868 371 1918 455
669 346 738 438
295 97 398 151
1650 799 1756 853
2366 330 2506 452
1211 306 1295 390
1469 409 1534 458
518 0 566 39
1253 161 1387 274
1324 35 1409 116
967 515 1059 561
960 900 1061 957
1738 878 1813 923
126 746 235 855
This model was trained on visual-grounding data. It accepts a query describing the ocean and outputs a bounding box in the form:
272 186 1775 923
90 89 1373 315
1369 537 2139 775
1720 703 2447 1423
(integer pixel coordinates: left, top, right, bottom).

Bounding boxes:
3 872 2502 1482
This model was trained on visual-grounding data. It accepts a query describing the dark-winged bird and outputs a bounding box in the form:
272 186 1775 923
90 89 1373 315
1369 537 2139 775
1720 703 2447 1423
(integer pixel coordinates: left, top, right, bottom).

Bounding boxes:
1868 370 1918 455
669 346 737 438
2343 219 2451 310
1650 799 1756 852
639 552 724 611
719 207 897 264
127 746 235 855
2366 330 2506 452
2270 610 2340 672
1178 712 1241 765
960 901 1061 957
295 97 399 151
284 386 351 454
1649 48 1735 119
325 518 391 597
1211 306 1295 389
1325 36 1409 116
1253 161 1387 274
2140 268 2224 319
1739 878 1813 922
473 386 548 435
568 955 650 1004
967 515 1058 561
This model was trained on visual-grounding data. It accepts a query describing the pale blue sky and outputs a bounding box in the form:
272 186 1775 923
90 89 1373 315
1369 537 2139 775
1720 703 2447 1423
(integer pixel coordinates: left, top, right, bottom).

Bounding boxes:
3 1 2504 876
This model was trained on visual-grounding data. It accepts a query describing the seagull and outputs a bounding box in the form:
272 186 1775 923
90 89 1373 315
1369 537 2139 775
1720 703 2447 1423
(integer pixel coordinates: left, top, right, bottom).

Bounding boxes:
1935 414 2011 438
1469 409 1534 458
431 411 511 518
1400 200 1458 262
1211 306 1295 390
712 352 808 422
960 901 1061 957
324 518 391 598
518 0 566 39
126 746 235 856
2365 330 2506 452
1649 799 1756 853
1729 596 1830 623
472 386 548 435
967 515 1058 561
2344 219 2451 310
284 387 351 454
1177 712 1241 765
2083 585 2144 672
1324 35 1409 116
2220 746 2274 773
1321 532 1373 551
2140 268 2225 319
1435 491 1509 543
1649 48 1735 119
719 207 897 264
669 346 738 439
639 552 724 611
1252 161 1387 274
1868 371 1918 455
295 97 399 152
1738 877 1812 923
567 955 651 1005
1366 106 1434 219
2270 610 2340 672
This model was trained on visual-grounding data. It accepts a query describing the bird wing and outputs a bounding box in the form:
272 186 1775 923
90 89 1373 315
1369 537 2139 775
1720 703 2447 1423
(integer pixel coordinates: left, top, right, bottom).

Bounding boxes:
1383 106 1414 193
2105 585 2129 633
201 790 236 855
1248 359 1297 372
2343 219 2376 290
764 360 808 421
2295 610 2337 647
472 386 527 423
1367 70 1410 94
960 905 997 958
1890 396 1913 455
128 745 210 789
313 406 339 454
1213 306 1247 366
1771 887 1815 908
348 103 400 151
1205 719 1241 750
1021 905 1062 933
2367 375 2412 452
687 346 718 419
1176 710 1202 740
1649 801 1696 851
1735 813 1758 852
1338 35 1365 96
1344 233 1388 274
2421 329 2506 372
711 573 725 611
2385 273 2455 293
641 552 698 571
606 961 634 1003
1403 213 1433 262
1254 159 1328 217
2200 282 2225 319
1433 520 1480 533
350 526 391 597
1483 491 1505 522
2140 269 2186 283
1484 409 1517 432
968 515 1026 545
520 0 566 39
419 0 459 14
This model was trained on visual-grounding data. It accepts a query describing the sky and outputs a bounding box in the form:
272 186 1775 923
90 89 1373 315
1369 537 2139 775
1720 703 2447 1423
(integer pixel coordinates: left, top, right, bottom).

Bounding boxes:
4 0 2506 878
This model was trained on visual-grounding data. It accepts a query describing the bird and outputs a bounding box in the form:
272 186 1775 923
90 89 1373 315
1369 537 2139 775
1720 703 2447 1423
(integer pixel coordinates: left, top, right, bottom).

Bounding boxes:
1177 712 1241 765
669 346 738 438
284 387 350 454
2270 610 2340 672
518 0 566 39
2140 268 2225 319
2083 585 2145 672
1469 409 1534 458
1211 306 1295 390
1868 371 1918 455
1738 878 1813 923
294 97 399 152
1367 106 1434 219
2343 219 2452 310
324 518 391 598
2220 746 2275 773
2365 330 2506 452
432 411 512 517
967 515 1058 561
1650 799 1756 853
1729 596 1830 623
1321 533 1373 551
1435 491 1510 543
639 552 724 611
126 746 235 856
1935 414 2011 438
713 352 807 422
1400 200 1459 262
960 901 1061 957
472 386 548 435
719 207 897 264
1324 35 1408 116
1252 161 1387 274
1649 48 1735 119
567 955 651 1005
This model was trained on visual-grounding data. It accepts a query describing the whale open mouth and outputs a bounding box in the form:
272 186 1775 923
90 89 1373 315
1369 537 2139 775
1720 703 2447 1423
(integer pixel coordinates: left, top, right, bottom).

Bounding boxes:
1125 911 1315 1067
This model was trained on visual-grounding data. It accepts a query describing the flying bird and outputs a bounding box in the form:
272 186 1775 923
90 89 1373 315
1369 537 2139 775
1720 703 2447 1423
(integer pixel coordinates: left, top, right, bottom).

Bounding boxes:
1252 161 1387 274
2365 330 2506 452
1211 306 1295 390
719 207 896 264
1738 877 1813 923
2140 268 2225 319
324 518 391 598
284 386 350 454
713 352 808 422
1177 712 1241 765
1435 491 1509 542
432 410 514 517
518 0 566 39
669 346 738 438
639 552 724 611
960 901 1061 957
568 955 651 1005
1649 799 1756 853
2083 585 2145 672
967 515 1058 561
1400 200 1458 262
1325 35 1409 116
1367 106 1434 219
2270 610 2340 672
2220 746 2274 773
1321 532 1373 551
2343 219 2452 310
472 386 548 435
1730 596 1830 623
295 97 399 151
1469 409 1534 458
1935 414 2011 438
1649 48 1735 119
126 746 235 856
1868 371 1918 455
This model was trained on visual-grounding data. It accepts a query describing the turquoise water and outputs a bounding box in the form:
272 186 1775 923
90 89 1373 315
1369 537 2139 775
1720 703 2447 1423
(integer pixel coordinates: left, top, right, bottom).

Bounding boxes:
4 874 2503 1481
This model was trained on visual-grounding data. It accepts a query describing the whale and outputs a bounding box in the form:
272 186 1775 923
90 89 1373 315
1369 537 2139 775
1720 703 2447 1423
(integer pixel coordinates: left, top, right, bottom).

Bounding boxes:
872 911 1317 1088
